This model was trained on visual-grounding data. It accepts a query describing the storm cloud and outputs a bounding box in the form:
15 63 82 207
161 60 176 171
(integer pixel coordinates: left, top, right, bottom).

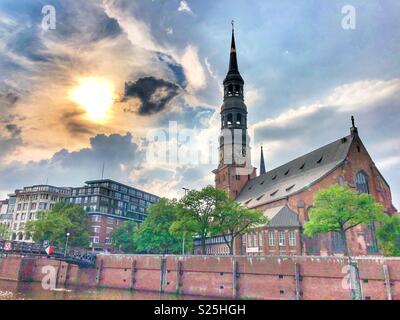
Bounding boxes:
0 91 19 108
123 77 181 115
0 132 145 191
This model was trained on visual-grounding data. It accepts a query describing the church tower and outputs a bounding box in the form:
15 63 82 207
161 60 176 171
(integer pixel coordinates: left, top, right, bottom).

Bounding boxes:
214 22 256 199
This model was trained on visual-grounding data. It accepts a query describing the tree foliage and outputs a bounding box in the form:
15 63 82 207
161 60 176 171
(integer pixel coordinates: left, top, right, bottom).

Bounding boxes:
376 214 400 257
172 186 228 254
213 198 267 254
134 198 192 254
111 220 137 253
26 202 90 248
0 224 10 240
304 185 385 256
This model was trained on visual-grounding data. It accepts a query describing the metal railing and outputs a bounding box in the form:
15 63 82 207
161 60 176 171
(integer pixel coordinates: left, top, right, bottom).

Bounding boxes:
0 240 97 268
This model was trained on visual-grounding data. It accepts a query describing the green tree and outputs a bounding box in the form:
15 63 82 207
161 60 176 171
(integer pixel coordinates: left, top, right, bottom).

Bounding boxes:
134 198 192 254
26 202 90 248
0 224 10 240
111 220 137 253
376 214 400 256
172 186 229 255
304 185 385 256
213 199 267 254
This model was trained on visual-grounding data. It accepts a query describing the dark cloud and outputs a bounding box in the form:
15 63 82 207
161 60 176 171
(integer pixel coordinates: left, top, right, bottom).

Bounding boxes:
0 91 20 108
0 124 23 158
156 52 187 88
0 132 145 192
61 111 95 136
123 77 180 115
7 27 52 63
91 16 122 42
53 1 122 43
5 124 21 138
155 105 214 128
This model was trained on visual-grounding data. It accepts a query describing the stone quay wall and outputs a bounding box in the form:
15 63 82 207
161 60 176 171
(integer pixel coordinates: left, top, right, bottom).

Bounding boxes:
1 254 399 300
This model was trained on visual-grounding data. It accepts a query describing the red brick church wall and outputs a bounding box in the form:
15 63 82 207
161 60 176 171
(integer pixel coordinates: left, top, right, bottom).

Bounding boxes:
245 136 396 257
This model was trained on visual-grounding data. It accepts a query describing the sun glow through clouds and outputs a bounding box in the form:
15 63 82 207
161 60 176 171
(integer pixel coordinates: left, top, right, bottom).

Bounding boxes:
70 77 114 122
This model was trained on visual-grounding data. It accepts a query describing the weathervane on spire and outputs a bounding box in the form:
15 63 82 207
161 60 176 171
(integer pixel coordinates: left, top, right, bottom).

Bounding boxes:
351 115 355 127
231 20 235 32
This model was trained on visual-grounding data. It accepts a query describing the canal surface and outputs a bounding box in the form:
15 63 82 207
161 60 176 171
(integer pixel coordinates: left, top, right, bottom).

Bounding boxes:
0 280 206 300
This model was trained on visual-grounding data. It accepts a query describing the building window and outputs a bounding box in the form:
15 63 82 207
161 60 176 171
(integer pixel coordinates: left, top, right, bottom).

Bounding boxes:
91 236 100 244
331 232 345 253
258 232 263 246
289 231 296 246
107 217 114 224
247 234 253 247
105 238 112 245
38 202 47 210
355 171 369 194
106 227 113 234
279 232 286 246
236 114 242 125
253 233 258 247
338 175 345 186
268 232 275 246
91 215 101 222
92 226 100 234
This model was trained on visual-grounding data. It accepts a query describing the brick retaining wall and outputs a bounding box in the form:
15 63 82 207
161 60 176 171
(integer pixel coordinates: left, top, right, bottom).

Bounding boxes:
1 254 399 300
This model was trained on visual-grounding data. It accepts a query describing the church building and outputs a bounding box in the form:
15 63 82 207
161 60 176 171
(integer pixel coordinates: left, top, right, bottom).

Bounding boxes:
196 26 397 257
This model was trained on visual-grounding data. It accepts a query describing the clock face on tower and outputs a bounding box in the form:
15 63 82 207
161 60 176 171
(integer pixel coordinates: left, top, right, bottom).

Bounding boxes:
233 144 245 165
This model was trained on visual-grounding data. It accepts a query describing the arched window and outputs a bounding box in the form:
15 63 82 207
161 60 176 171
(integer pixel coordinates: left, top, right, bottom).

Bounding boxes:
18 233 23 241
236 114 242 125
235 85 240 95
355 171 369 194
227 114 233 125
228 84 233 95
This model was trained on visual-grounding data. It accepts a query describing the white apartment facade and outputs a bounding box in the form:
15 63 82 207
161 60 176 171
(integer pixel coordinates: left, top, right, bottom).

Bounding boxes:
10 185 71 242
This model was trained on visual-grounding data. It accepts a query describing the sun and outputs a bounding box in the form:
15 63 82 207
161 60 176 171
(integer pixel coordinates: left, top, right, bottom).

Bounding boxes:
70 77 114 122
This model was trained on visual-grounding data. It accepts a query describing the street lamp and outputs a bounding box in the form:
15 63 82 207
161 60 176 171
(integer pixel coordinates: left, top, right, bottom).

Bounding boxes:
182 187 189 196
64 232 70 257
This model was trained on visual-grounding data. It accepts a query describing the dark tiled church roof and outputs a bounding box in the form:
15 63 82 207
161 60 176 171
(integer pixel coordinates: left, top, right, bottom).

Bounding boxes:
263 205 301 228
236 135 355 208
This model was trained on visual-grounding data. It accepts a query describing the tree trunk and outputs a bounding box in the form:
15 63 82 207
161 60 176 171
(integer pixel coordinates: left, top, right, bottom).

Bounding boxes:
340 229 350 257
230 238 235 255
201 236 206 255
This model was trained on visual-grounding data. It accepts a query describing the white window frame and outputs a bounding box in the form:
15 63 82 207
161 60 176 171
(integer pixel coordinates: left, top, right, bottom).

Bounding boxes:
92 226 100 234
268 231 275 246
91 236 100 244
289 231 296 246
279 231 286 246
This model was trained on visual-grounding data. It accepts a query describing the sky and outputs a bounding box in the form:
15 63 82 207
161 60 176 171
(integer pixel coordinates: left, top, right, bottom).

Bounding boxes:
0 0 399 208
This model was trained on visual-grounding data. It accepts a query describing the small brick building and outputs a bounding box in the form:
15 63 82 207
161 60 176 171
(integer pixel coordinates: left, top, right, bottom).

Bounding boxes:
195 26 397 257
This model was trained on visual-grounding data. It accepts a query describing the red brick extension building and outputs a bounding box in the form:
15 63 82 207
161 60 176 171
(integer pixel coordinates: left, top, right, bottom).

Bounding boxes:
195 27 397 257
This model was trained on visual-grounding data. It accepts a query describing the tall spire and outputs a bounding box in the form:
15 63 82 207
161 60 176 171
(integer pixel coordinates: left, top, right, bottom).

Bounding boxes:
260 145 266 175
228 20 239 73
350 115 358 137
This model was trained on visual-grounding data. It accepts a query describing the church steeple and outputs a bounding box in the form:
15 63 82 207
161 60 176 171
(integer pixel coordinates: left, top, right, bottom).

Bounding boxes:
223 21 244 101
260 145 266 176
214 22 256 199
228 21 239 73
